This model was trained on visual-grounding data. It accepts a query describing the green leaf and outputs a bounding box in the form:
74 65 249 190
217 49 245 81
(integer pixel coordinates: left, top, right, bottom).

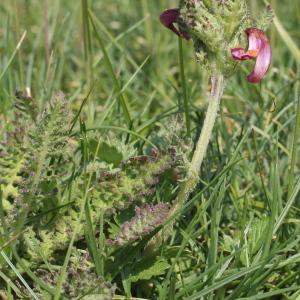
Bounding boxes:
129 257 169 283
90 140 123 167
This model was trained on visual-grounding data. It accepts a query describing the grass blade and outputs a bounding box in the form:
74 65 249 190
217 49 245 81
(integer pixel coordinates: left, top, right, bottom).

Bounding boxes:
273 15 300 63
287 70 300 196
88 10 132 126
0 31 26 82
1 250 39 300
178 38 191 136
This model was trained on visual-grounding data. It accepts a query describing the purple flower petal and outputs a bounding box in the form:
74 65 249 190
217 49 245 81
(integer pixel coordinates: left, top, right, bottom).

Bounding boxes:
247 32 272 83
231 28 272 83
159 8 190 40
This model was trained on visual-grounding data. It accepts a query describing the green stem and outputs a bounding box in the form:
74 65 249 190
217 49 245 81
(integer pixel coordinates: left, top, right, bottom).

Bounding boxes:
176 74 224 207
146 75 224 252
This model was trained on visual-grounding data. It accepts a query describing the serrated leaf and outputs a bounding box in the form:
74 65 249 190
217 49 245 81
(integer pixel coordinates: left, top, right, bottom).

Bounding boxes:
128 258 169 283
90 140 123 167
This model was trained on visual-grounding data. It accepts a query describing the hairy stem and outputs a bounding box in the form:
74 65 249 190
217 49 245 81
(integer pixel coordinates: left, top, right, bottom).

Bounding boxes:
148 74 224 251
176 74 224 207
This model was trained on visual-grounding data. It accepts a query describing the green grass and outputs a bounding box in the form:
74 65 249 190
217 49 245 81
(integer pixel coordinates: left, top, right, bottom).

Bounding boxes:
0 0 300 299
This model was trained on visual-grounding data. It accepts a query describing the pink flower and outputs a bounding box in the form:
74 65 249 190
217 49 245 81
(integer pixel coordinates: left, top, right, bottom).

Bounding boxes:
231 28 272 83
159 8 190 40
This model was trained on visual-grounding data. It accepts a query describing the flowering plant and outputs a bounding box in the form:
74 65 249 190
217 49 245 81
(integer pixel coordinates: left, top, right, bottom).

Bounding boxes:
160 0 272 82
159 0 273 236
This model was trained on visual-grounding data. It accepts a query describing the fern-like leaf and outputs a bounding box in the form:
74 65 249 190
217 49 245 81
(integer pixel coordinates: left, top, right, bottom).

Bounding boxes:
94 148 177 212
107 202 170 246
